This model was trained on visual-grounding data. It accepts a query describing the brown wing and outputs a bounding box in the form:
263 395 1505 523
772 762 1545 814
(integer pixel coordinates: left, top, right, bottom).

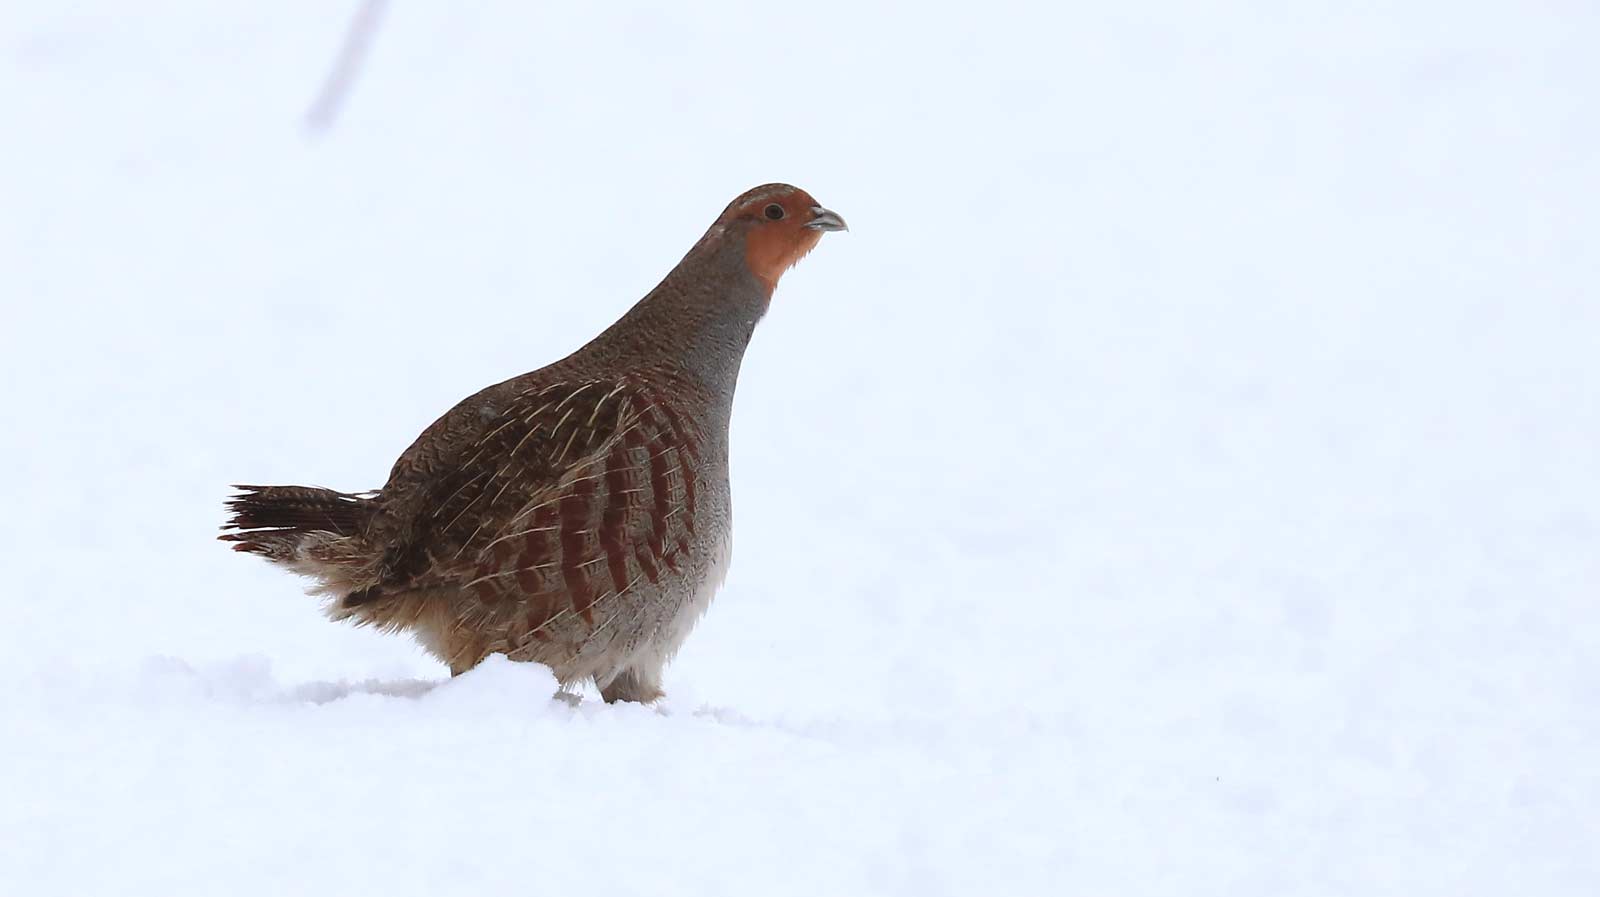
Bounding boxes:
359 377 701 618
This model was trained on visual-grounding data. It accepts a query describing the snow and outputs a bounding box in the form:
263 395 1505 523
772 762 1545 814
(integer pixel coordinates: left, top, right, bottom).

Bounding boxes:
4 2 1598 894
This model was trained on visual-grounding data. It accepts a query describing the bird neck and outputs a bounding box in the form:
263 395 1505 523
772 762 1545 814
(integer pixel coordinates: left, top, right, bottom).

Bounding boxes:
586 235 769 397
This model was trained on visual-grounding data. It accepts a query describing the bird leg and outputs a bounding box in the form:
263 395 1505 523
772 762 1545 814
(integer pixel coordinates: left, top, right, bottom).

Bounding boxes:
598 667 664 704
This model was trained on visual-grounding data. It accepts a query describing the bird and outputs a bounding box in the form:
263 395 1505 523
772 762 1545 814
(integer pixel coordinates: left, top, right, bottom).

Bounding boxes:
221 183 846 703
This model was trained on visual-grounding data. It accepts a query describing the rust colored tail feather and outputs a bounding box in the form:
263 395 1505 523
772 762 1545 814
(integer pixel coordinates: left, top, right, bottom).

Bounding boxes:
220 485 379 597
221 485 370 543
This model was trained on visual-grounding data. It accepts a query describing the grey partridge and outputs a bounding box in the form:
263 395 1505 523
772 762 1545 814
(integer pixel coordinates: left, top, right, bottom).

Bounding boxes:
222 184 846 703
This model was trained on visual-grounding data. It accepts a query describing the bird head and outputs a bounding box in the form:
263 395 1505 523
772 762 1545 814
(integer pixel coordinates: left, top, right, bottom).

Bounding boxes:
714 183 847 293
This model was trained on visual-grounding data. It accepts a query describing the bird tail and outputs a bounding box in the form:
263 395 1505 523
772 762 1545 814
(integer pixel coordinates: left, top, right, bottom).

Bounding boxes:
220 485 380 597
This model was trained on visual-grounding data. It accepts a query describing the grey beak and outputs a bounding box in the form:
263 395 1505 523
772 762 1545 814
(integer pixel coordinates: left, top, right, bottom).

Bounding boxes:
806 206 849 232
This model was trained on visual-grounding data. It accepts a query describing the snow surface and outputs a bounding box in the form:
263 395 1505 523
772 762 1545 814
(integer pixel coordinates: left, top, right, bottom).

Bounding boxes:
4 2 1598 894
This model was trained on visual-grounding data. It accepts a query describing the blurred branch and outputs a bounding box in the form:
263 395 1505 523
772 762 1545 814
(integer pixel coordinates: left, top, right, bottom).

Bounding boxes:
303 0 390 135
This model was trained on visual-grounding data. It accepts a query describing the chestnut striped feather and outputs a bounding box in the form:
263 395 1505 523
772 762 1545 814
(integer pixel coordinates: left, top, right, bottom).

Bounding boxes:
648 389 700 536
558 473 598 625
401 379 716 661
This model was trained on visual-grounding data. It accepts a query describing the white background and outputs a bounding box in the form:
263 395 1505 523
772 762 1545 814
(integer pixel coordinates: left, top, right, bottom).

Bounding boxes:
3 2 1597 894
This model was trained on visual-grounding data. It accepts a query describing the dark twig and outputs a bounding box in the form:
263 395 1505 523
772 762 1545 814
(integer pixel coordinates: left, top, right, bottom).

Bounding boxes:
303 0 390 134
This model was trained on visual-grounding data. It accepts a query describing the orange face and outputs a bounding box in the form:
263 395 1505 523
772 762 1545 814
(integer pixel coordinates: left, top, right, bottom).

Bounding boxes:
726 185 847 293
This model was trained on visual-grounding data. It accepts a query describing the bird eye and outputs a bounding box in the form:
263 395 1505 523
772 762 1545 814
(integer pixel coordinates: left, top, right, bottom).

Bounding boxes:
763 203 785 220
